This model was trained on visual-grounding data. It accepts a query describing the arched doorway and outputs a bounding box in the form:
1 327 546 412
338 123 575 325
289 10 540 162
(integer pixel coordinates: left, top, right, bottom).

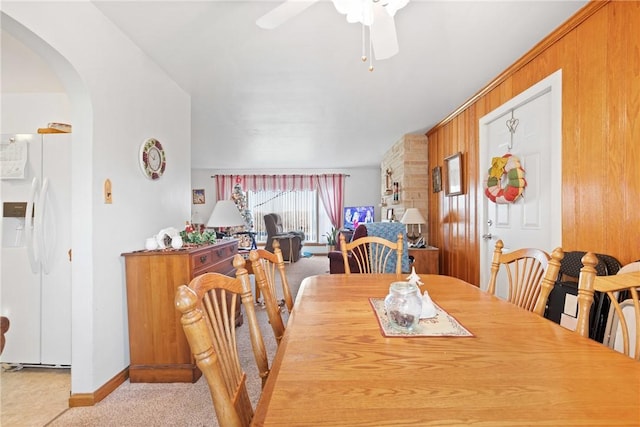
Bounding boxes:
1 11 93 407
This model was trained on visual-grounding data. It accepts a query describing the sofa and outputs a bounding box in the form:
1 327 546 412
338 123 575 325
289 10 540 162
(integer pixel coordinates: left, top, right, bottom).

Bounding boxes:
328 222 410 274
264 213 304 262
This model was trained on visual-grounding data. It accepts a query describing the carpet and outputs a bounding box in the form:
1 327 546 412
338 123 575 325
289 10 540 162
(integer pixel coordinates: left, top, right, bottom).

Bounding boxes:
46 255 330 426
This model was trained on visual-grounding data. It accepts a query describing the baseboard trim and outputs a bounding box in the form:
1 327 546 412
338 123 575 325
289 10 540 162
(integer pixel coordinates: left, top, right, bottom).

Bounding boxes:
68 367 129 407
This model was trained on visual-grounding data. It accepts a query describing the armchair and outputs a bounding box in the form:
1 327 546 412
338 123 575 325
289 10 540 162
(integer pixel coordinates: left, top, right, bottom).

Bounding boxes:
328 225 368 274
264 213 303 262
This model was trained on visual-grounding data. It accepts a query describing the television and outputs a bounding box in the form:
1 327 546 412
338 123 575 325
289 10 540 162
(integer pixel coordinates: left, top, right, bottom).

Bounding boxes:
343 205 375 230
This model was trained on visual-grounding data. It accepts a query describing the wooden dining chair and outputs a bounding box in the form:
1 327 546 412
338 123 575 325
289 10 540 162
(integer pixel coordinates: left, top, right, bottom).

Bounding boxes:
339 233 404 274
175 255 269 427
249 241 292 346
574 252 600 338
603 261 640 352
487 239 564 316
579 258 640 360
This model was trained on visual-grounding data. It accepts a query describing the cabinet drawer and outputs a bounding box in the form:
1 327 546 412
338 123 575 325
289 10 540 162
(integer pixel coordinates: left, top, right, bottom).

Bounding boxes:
190 241 238 274
211 243 236 263
191 249 215 272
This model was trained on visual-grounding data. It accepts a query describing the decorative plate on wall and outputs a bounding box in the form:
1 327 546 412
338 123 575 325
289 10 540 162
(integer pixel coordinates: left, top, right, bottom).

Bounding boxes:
139 138 166 180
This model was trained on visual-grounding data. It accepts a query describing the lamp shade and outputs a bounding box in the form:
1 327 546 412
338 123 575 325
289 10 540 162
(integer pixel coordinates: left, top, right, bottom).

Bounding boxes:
207 200 245 228
400 208 426 225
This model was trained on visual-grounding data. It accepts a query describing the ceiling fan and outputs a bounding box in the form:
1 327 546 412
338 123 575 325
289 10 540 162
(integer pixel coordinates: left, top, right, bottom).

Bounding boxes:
256 0 409 61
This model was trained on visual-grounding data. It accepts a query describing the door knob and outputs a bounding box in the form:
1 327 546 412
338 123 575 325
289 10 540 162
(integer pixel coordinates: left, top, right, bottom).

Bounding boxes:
482 233 493 240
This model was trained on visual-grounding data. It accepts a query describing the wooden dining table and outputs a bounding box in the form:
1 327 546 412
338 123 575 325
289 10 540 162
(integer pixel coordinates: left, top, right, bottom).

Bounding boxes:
251 273 640 426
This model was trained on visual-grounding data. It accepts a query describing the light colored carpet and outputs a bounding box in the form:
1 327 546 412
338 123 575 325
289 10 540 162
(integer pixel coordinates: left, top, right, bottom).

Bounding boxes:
44 255 330 426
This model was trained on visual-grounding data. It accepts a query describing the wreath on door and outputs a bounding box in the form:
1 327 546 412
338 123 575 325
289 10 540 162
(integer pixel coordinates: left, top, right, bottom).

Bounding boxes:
484 153 526 204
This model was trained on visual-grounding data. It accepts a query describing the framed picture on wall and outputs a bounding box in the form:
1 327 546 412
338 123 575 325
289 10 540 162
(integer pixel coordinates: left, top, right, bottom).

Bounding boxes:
444 152 463 196
192 188 205 204
432 166 442 193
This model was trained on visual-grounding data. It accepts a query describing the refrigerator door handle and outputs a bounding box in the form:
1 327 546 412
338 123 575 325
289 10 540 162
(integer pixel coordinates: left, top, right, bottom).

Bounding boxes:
25 177 40 274
35 178 51 274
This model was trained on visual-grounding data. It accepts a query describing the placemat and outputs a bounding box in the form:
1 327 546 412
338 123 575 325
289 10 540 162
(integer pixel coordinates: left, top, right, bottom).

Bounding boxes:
369 298 474 338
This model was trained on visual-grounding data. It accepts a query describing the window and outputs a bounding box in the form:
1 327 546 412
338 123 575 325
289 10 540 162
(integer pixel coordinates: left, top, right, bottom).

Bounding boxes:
248 189 329 244
215 174 344 245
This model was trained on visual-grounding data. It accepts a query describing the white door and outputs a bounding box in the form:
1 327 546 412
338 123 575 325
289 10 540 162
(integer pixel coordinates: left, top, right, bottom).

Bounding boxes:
479 70 563 298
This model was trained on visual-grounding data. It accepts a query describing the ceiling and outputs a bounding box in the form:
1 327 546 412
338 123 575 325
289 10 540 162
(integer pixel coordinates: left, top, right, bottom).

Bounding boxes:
4 1 588 170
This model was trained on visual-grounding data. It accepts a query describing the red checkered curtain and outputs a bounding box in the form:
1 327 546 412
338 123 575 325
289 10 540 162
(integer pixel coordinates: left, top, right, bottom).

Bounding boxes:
316 174 345 228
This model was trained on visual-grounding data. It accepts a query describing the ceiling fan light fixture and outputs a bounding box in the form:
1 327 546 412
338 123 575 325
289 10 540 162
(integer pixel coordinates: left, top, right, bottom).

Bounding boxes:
332 0 372 25
256 0 409 69
332 0 409 25
332 0 408 66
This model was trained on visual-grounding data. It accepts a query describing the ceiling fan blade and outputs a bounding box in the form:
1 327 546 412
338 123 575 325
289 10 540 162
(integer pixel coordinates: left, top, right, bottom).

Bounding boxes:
256 1 318 30
370 4 399 60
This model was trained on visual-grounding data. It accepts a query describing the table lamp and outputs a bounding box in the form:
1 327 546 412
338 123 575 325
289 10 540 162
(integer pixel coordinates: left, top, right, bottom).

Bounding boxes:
207 200 246 237
400 208 426 245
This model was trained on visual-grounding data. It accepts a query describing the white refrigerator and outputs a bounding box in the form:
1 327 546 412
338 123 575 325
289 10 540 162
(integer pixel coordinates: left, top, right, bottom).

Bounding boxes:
1 132 71 366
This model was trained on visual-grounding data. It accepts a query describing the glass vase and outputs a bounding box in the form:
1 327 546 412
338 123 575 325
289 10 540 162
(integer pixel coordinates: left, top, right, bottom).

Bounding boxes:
384 281 422 331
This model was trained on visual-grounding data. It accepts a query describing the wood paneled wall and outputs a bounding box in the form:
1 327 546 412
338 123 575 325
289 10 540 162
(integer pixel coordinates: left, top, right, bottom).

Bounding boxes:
427 1 640 285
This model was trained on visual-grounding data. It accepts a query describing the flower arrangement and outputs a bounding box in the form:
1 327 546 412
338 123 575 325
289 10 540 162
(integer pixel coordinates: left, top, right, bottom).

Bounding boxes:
180 222 217 245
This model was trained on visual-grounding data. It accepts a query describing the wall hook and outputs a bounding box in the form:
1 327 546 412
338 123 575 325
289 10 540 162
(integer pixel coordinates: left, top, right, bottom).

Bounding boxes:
505 110 519 151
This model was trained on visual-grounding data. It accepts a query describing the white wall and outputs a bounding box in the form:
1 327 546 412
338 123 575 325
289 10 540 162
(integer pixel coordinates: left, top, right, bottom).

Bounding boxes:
2 3 191 394
342 167 381 218
1 93 71 132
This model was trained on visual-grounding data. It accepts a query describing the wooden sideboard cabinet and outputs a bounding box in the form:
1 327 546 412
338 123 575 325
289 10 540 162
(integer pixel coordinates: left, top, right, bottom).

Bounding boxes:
408 247 439 274
122 239 239 383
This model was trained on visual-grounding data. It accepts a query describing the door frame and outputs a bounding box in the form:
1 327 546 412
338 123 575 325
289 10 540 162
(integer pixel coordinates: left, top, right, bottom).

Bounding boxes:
478 69 563 290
